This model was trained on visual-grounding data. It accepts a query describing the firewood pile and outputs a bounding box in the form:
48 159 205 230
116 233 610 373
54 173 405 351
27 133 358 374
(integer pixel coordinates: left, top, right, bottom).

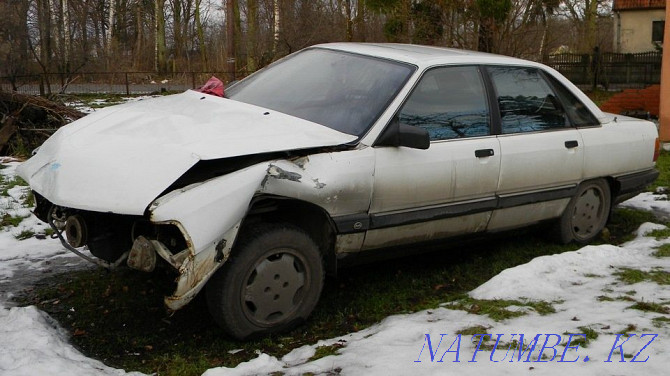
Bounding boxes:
0 91 85 157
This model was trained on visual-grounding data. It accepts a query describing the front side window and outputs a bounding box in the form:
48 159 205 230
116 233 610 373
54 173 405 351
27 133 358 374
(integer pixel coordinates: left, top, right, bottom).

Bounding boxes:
488 67 570 134
399 66 490 141
226 49 415 137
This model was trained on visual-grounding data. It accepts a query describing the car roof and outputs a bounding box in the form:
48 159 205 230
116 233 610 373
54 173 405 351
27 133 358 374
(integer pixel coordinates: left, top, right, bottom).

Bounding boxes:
313 43 533 67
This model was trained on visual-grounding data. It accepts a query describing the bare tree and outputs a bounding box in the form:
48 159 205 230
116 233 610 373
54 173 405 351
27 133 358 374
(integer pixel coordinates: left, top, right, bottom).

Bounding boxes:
156 0 168 73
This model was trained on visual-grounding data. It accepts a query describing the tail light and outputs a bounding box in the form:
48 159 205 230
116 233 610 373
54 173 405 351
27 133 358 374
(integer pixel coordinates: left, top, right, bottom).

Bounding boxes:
653 137 660 162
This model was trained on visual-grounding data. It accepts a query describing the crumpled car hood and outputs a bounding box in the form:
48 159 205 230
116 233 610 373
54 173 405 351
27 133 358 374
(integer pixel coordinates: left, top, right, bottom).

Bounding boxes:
17 90 357 215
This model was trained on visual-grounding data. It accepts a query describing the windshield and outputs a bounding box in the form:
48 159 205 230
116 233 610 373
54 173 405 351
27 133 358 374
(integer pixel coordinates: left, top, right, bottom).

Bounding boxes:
226 48 415 137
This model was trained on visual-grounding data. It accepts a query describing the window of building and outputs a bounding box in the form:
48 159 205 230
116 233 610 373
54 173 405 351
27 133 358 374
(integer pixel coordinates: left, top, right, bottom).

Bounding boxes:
652 20 665 43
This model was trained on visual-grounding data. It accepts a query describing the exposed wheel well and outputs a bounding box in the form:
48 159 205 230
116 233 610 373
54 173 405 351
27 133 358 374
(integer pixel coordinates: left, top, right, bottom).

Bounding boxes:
240 195 338 274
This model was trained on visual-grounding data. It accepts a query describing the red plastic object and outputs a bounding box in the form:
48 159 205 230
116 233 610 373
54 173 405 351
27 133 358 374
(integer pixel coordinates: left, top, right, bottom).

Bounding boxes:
197 76 225 97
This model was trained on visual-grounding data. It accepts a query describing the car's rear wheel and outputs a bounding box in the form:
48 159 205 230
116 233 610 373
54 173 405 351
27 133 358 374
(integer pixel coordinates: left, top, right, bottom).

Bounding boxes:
206 223 324 340
557 179 611 244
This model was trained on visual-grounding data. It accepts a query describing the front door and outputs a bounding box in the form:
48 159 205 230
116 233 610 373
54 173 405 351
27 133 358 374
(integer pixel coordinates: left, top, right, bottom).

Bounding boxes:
365 66 501 249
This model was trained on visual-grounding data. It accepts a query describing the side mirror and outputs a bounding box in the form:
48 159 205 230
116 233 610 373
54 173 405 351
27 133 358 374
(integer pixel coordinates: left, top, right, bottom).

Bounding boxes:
375 116 430 150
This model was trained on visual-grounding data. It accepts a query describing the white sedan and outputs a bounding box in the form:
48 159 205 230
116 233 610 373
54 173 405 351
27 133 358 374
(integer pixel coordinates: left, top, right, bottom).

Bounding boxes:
18 43 659 339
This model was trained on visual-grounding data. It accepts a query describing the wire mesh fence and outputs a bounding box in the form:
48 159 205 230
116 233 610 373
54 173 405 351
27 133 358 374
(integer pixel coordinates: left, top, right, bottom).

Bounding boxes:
1 51 663 96
0 72 234 96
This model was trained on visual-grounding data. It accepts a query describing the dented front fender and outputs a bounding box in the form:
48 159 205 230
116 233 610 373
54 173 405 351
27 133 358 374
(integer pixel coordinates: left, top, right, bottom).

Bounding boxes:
149 148 375 309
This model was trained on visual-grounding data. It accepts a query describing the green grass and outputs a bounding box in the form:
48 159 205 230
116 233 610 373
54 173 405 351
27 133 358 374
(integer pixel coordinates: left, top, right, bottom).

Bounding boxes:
649 150 670 192
647 228 670 240
652 316 670 328
628 301 670 314
615 268 670 285
0 176 28 197
24 191 35 207
653 244 670 257
456 324 490 336
1 214 25 227
605 208 657 244
563 326 599 348
615 324 638 335
14 230 35 240
10 206 660 374
445 297 556 321
308 343 345 361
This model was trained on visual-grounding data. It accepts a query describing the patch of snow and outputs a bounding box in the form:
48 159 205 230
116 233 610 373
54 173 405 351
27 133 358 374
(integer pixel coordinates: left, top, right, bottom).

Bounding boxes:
0 303 142 376
66 96 157 114
620 191 670 220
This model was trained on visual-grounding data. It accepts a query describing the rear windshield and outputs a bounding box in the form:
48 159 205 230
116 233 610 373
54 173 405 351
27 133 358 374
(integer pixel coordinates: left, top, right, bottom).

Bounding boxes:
226 48 415 137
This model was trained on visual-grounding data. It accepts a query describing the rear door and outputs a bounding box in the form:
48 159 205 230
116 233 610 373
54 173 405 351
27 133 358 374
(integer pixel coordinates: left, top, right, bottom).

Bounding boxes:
486 66 584 231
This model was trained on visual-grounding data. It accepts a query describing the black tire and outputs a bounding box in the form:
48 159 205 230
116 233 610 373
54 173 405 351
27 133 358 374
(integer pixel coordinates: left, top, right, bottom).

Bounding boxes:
557 179 611 244
206 223 324 340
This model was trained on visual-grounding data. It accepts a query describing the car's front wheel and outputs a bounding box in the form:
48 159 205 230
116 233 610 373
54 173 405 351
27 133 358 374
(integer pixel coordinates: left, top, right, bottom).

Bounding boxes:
557 179 611 244
206 223 324 340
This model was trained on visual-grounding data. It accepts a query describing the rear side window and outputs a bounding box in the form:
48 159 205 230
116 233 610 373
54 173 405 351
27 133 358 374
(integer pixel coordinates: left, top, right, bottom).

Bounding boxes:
488 67 570 134
544 73 599 126
399 66 490 141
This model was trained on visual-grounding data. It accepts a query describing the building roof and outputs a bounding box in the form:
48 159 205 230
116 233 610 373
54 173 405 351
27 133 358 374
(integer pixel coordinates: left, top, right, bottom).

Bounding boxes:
613 0 666 11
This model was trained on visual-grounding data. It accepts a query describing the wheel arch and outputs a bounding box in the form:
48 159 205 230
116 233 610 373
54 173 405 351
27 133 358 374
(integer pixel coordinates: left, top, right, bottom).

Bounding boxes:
240 194 339 274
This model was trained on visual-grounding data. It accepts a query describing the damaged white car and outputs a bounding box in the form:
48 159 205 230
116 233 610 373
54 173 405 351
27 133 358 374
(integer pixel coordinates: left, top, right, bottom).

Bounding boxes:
18 43 659 339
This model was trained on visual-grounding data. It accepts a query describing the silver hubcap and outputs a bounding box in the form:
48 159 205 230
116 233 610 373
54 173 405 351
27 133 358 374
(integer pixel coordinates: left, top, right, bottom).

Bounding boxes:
243 250 306 325
571 187 604 240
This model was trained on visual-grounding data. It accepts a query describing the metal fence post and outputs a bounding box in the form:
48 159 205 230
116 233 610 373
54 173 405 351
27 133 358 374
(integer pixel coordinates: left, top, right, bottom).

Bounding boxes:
125 73 130 95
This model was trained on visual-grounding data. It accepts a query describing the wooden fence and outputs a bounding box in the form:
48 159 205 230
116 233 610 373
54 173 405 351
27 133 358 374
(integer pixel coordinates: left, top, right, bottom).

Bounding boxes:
545 51 662 89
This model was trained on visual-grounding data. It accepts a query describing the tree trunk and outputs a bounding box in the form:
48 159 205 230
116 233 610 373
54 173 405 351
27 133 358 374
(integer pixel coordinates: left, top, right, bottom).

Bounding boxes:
226 0 236 80
355 0 366 42
80 0 89 62
478 17 494 53
273 0 280 55
134 2 143 69
106 0 115 70
62 0 70 72
583 0 598 52
539 13 549 62
246 0 258 72
401 0 411 43
37 0 52 73
195 0 208 71
155 0 167 74
173 0 183 65
345 0 353 41
234 0 242 72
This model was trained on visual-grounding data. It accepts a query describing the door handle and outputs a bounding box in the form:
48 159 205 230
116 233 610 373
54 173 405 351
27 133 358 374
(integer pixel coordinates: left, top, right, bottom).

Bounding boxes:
565 140 579 149
475 149 494 158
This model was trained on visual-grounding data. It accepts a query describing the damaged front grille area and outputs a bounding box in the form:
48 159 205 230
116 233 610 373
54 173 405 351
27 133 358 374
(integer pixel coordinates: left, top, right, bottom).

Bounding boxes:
33 191 189 271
